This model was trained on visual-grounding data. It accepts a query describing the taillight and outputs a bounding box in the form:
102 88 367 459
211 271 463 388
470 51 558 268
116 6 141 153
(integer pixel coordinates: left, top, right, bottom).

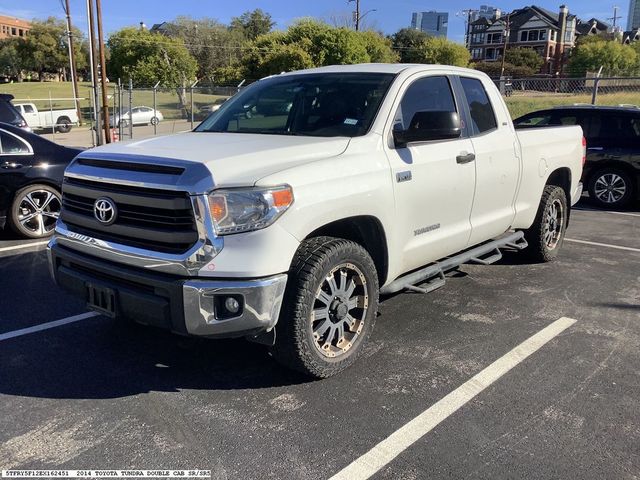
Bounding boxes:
581 136 587 167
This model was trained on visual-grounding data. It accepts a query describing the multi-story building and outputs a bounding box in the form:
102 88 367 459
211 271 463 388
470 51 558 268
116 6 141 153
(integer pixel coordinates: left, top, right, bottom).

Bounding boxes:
0 15 30 40
469 5 502 22
468 5 609 75
628 0 640 30
411 11 449 38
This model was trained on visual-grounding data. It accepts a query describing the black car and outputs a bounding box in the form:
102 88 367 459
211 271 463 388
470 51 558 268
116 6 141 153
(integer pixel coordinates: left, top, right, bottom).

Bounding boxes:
0 123 83 238
0 94 29 130
514 105 640 208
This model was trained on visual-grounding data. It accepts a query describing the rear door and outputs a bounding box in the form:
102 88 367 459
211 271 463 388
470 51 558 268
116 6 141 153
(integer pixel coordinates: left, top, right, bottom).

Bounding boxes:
384 74 476 272
0 129 34 206
459 76 520 245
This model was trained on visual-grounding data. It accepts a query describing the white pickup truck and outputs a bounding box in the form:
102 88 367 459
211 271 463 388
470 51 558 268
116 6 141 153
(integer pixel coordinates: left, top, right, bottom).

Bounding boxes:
48 64 585 377
14 102 79 133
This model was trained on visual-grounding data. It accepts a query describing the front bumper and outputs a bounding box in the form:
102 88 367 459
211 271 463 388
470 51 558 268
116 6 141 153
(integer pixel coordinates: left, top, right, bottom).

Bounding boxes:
571 182 583 206
48 240 287 338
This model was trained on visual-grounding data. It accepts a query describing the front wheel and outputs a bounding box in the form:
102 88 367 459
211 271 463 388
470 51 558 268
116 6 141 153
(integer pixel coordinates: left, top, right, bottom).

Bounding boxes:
588 168 634 208
270 237 379 378
523 185 568 262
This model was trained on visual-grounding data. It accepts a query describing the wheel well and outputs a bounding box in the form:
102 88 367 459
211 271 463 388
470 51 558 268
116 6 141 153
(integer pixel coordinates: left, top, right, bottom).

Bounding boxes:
546 167 572 224
57 116 71 123
307 216 389 286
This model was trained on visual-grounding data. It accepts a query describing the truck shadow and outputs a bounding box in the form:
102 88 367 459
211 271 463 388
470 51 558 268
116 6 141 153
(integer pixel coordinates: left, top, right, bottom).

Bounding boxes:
0 319 311 400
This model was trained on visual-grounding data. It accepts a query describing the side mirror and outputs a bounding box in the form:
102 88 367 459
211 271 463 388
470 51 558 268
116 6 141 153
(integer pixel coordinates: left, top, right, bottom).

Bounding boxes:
393 111 462 148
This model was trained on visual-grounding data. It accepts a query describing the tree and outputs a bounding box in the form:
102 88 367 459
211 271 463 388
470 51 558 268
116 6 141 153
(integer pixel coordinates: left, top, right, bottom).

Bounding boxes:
391 28 469 66
231 9 275 40
505 47 543 72
160 17 246 81
241 20 396 78
568 38 639 76
108 27 198 113
17 17 87 81
0 38 23 80
391 28 431 63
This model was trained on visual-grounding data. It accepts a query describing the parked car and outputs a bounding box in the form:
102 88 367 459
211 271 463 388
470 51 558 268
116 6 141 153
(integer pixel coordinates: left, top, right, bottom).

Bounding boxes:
110 107 163 127
0 123 83 238
0 94 30 130
48 64 584 377
515 105 640 208
14 102 79 133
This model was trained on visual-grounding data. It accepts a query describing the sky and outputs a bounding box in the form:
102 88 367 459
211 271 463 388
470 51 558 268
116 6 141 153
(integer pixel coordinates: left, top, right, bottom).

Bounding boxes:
0 0 627 44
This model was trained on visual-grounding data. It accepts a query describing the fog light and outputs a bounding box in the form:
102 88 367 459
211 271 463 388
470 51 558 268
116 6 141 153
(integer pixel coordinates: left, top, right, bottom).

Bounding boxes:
225 297 240 314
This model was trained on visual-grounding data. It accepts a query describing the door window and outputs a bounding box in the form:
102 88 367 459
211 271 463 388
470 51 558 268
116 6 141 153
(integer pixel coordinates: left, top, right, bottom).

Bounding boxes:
23 104 35 113
459 77 498 134
394 76 457 131
515 113 552 127
0 131 31 154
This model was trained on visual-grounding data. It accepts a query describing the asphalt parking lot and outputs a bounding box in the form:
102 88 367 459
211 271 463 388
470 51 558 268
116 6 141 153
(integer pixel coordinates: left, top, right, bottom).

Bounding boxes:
1 202 639 479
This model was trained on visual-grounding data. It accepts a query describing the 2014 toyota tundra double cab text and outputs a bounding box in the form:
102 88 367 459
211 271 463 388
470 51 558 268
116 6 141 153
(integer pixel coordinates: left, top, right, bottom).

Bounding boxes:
48 64 585 378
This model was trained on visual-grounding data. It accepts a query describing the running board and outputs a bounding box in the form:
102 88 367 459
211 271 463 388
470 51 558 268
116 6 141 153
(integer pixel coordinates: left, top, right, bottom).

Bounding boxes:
380 231 528 295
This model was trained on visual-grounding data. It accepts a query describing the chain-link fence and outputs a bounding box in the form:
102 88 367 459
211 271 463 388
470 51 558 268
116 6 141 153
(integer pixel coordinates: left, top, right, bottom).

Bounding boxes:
495 76 640 119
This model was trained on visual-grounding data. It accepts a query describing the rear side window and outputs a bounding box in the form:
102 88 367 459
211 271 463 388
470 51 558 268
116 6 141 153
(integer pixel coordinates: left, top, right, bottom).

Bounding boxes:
460 77 497 134
515 113 552 127
23 104 35 113
0 131 31 154
0 101 24 125
394 76 457 130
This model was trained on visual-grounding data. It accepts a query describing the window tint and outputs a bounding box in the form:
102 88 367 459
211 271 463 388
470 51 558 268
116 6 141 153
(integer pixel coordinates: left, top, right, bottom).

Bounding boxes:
23 104 35 113
0 131 30 154
196 73 395 138
460 77 497 134
515 113 552 126
393 76 456 130
0 102 23 125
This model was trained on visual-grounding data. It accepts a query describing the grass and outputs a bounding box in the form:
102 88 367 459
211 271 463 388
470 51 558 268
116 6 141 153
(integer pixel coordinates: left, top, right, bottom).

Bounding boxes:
0 81 228 121
2 81 640 122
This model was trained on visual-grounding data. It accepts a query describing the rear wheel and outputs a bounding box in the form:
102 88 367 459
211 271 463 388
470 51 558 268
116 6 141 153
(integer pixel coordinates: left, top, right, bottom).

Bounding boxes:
524 185 568 262
588 168 634 208
270 236 379 378
9 184 61 238
150 116 160 126
56 116 72 133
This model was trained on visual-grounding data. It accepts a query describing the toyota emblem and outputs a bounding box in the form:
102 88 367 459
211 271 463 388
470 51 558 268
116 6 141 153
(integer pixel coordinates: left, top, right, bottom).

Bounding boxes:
93 197 117 225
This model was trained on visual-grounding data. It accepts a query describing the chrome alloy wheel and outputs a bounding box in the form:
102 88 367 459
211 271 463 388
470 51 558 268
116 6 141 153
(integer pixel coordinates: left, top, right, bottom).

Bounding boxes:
17 190 61 236
543 198 564 250
594 173 627 204
311 263 369 358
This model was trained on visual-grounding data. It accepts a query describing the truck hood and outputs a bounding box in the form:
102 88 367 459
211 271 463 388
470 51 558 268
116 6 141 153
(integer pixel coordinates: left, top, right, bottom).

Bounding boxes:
86 132 351 186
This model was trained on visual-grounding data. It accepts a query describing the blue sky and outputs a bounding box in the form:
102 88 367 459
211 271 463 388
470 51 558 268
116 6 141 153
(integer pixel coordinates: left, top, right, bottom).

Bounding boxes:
0 0 626 44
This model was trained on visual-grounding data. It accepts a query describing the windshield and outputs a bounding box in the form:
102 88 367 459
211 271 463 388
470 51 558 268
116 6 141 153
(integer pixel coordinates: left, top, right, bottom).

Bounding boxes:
195 72 395 138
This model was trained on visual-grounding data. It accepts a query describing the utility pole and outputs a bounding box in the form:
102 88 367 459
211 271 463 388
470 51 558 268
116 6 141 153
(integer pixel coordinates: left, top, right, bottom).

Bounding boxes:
608 6 622 30
348 0 361 31
95 0 111 144
500 14 510 78
87 0 102 145
62 0 82 126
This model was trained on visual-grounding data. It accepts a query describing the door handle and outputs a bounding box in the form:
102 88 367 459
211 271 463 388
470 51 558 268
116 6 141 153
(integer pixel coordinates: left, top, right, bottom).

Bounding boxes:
456 153 475 164
1 161 23 169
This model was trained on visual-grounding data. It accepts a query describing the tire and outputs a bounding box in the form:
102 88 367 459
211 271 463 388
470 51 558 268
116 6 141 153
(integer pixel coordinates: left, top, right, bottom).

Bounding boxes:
270 236 379 378
56 117 72 133
523 185 568 263
150 116 160 126
587 168 634 209
9 184 61 239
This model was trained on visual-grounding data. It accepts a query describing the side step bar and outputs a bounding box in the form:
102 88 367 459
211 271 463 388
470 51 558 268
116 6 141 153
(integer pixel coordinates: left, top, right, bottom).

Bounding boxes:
380 231 528 295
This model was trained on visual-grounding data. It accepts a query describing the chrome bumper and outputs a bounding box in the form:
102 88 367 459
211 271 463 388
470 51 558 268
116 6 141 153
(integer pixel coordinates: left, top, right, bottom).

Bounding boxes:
182 275 288 337
571 182 583 206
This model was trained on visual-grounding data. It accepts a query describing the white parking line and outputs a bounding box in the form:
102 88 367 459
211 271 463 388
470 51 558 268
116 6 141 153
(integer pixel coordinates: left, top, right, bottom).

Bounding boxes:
574 207 640 218
329 316 577 480
0 312 99 342
0 241 49 254
565 238 640 253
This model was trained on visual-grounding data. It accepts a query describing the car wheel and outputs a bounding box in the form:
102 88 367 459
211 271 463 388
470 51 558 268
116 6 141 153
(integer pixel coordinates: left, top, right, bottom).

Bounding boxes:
56 117 72 133
588 168 634 209
523 185 568 263
9 184 61 239
150 116 160 126
270 236 379 378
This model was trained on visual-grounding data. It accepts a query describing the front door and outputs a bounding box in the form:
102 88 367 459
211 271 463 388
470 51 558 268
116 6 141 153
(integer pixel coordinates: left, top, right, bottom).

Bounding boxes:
384 74 476 273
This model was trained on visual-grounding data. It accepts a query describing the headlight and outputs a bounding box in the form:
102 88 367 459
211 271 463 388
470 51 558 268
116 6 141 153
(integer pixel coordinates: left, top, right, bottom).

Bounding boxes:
208 185 294 235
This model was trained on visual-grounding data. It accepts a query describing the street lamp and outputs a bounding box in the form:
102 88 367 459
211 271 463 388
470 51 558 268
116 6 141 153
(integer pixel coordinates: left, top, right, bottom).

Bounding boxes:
348 0 376 31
